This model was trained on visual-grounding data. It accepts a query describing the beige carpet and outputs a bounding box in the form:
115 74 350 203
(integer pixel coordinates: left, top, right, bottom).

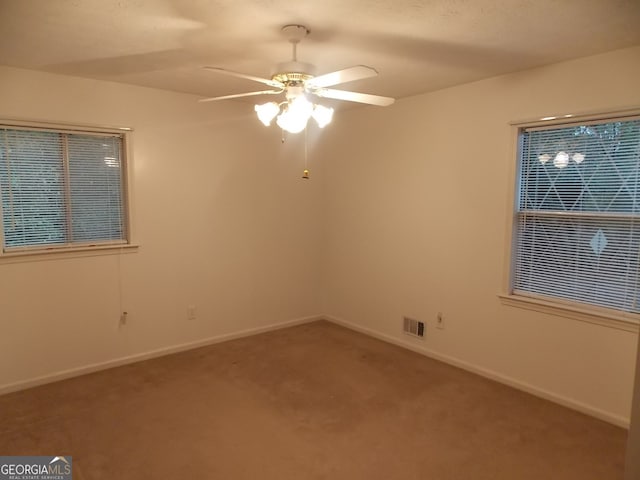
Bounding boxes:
0 320 627 479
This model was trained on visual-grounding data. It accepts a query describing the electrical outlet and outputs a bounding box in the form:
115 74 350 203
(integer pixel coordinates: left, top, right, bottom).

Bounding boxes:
436 312 444 329
119 311 128 327
187 306 197 320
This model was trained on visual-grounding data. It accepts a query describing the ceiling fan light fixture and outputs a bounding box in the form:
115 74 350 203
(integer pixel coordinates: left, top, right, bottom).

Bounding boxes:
275 96 314 134
312 104 334 128
255 102 280 126
201 25 395 137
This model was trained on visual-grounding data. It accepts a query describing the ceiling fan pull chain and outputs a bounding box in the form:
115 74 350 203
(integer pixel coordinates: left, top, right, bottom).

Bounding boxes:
302 127 310 179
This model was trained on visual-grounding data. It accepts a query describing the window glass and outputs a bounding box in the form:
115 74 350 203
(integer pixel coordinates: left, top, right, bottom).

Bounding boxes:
0 125 128 253
513 117 640 314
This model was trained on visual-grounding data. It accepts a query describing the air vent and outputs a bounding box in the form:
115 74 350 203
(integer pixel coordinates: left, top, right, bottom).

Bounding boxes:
403 316 425 339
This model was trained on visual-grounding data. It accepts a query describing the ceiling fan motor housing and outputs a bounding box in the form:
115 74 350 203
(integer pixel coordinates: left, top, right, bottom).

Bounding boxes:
273 25 317 85
272 61 317 83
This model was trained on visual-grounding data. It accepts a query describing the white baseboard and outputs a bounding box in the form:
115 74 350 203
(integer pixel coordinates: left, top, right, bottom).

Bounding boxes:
2 313 629 429
324 314 630 429
0 314 323 396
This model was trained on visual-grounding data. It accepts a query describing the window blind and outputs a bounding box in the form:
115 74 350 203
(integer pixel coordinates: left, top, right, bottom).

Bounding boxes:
514 118 640 314
0 126 127 252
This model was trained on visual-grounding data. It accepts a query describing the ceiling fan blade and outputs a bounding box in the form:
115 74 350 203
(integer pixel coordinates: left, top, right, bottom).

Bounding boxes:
314 88 395 107
306 65 378 88
198 90 282 103
202 67 284 89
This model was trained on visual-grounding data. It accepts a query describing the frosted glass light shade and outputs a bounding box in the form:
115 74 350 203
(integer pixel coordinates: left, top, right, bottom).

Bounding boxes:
312 105 334 128
256 96 332 133
255 102 280 126
276 96 313 133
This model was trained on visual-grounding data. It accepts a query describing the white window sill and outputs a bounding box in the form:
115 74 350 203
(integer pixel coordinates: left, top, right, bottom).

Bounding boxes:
0 243 139 263
499 293 640 333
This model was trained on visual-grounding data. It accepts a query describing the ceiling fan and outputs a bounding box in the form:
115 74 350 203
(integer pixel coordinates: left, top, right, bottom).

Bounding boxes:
199 25 395 134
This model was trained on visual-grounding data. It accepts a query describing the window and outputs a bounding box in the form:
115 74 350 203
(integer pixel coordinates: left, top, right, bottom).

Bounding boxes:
512 114 640 318
0 123 130 254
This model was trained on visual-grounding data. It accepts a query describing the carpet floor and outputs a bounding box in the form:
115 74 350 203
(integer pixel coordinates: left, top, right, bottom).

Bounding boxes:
0 320 627 479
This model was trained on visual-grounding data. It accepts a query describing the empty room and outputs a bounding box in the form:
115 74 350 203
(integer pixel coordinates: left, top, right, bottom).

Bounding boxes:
1 1 640 479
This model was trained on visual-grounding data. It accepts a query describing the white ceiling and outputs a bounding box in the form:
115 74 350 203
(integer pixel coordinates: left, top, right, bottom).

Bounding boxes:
0 0 639 104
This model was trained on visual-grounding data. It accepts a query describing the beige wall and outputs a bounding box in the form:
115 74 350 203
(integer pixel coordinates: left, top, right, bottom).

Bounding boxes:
320 45 640 425
625 329 640 478
1 46 639 426
0 66 324 391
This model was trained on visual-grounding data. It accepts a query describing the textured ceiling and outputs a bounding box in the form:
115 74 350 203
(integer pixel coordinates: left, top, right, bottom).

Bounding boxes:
0 0 639 104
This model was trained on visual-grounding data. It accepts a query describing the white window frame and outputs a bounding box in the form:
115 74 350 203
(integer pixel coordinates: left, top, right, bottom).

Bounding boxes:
500 108 640 333
0 119 138 260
